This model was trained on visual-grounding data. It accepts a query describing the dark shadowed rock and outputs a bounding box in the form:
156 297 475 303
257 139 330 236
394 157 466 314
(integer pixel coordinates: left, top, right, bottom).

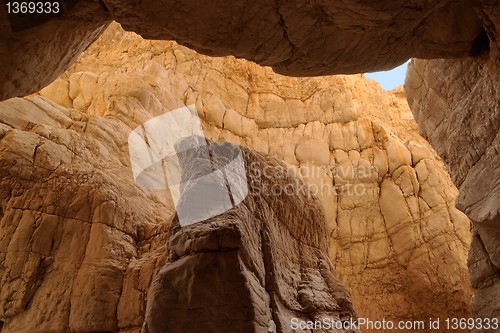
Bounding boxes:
144 145 357 333
0 0 487 100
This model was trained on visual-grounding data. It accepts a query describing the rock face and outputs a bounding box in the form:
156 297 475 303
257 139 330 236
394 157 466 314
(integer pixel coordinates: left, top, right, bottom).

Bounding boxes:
406 4 500 328
0 0 498 331
0 0 110 101
103 0 483 76
144 142 356 333
0 96 171 332
0 0 486 100
0 23 473 332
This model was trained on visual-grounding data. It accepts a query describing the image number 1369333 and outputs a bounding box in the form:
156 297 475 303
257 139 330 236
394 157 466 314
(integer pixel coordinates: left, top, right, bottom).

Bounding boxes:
4 1 79 32
6 1 60 14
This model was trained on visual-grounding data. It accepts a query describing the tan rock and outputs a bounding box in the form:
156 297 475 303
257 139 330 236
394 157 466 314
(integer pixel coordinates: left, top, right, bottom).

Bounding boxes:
384 139 412 174
407 54 500 328
69 72 99 111
0 93 170 332
379 179 413 232
0 2 109 100
39 79 73 108
295 136 330 166
0 22 475 333
406 7 500 320
2 0 489 100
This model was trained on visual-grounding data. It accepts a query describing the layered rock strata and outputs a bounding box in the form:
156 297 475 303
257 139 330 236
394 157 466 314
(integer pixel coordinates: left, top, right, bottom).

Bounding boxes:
0 23 473 332
406 5 500 328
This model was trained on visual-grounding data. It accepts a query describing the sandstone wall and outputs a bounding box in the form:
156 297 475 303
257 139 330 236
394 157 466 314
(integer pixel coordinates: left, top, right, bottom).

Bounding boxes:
406 4 500 329
0 23 472 332
0 95 171 332
0 0 485 100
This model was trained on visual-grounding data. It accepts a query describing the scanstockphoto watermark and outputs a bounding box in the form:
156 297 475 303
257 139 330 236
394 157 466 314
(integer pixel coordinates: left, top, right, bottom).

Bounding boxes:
246 159 378 182
245 161 376 198
291 317 425 331
290 317 500 331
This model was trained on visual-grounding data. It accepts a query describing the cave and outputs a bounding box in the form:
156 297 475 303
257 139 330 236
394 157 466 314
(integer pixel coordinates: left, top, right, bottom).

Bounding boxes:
0 1 499 333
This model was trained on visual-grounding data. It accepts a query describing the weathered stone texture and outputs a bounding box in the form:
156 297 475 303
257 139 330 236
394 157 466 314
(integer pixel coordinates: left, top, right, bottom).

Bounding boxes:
0 0 486 100
0 23 473 332
0 96 170 332
103 0 483 76
144 146 356 333
406 4 500 330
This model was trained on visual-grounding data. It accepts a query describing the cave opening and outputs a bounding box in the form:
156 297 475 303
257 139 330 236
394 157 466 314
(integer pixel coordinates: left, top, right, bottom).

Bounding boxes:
365 61 410 90
0 7 498 330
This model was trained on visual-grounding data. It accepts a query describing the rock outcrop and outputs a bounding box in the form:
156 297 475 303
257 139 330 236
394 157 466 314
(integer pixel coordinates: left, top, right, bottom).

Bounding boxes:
1 23 473 332
144 142 356 333
0 95 171 332
406 4 500 328
103 0 483 76
0 0 485 100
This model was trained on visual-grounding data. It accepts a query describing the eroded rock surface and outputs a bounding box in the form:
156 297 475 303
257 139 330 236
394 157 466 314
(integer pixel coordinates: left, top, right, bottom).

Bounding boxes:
0 0 486 100
0 23 473 332
144 143 356 333
406 4 500 328
104 0 482 76
0 96 170 332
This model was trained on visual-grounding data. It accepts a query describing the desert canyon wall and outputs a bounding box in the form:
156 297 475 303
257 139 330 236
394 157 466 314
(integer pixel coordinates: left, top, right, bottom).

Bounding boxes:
1 23 473 332
0 1 498 333
406 3 500 323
